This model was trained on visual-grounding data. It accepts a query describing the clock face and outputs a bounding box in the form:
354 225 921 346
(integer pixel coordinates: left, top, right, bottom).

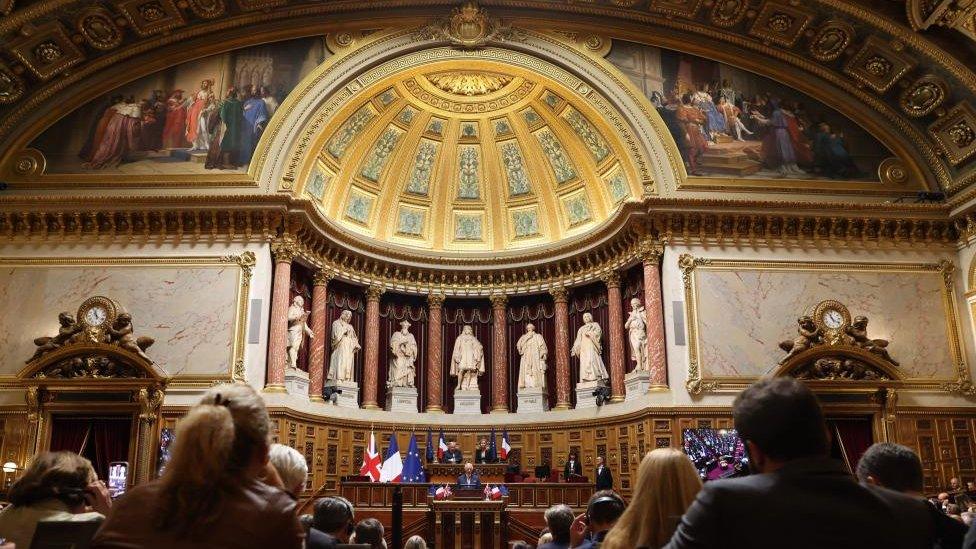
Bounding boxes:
822 309 844 329
85 306 107 327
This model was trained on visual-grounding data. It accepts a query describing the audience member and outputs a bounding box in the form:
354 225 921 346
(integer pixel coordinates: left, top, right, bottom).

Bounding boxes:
268 443 308 499
603 448 702 549
351 517 386 549
308 496 355 548
403 534 427 549
537 531 554 546
570 490 625 549
855 442 965 548
91 383 303 548
539 504 573 549
0 451 110 549
665 377 940 549
594 456 613 491
564 452 582 479
510 542 533 549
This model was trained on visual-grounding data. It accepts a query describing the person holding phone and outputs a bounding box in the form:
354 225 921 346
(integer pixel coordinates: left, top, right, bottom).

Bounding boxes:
0 451 111 549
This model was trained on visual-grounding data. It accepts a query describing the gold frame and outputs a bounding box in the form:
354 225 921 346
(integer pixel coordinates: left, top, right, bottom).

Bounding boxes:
0 253 255 388
678 255 970 394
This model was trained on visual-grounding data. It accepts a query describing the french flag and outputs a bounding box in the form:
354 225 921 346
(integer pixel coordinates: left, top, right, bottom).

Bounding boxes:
359 429 381 482
437 428 448 461
379 434 403 483
500 429 511 461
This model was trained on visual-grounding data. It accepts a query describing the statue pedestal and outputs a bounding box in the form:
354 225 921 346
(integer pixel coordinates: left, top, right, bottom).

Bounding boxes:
575 380 608 409
453 389 482 415
624 370 651 402
328 379 360 409
386 385 418 413
284 368 309 399
516 387 548 413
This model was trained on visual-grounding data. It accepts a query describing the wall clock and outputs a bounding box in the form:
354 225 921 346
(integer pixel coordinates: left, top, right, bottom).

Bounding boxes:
811 300 851 343
76 296 119 341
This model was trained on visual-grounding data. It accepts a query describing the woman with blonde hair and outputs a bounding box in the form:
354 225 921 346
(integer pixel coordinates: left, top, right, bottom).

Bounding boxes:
92 383 302 548
601 448 702 549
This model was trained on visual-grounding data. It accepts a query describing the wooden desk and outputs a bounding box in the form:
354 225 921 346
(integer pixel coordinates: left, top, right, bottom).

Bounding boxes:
428 462 508 484
430 496 506 549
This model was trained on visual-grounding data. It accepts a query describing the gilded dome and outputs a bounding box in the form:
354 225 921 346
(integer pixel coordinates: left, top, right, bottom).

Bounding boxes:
302 57 645 255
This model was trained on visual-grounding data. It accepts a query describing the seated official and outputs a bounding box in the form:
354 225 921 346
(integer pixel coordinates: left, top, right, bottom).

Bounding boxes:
564 452 582 479
475 438 496 464
457 463 481 487
442 441 463 464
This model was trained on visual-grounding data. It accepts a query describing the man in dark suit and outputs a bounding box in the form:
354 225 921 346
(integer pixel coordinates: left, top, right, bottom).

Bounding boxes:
563 452 582 480
475 438 496 464
666 378 941 549
442 440 463 464
307 496 355 549
457 462 481 487
594 455 613 491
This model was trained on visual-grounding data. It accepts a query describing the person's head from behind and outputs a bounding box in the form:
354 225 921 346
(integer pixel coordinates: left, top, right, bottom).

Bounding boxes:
8 451 97 512
603 448 702 549
312 496 355 542
855 443 923 495
404 534 427 549
733 378 828 473
156 383 271 537
268 443 308 497
544 504 574 544
353 517 385 549
586 490 625 534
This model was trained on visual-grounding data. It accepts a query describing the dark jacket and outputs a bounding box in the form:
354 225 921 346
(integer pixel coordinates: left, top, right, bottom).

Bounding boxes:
475 448 496 463
442 448 463 464
564 459 582 479
595 464 613 491
305 528 339 549
457 472 481 487
665 458 938 549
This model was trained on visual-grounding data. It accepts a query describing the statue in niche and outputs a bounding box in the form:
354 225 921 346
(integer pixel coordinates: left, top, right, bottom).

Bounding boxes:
28 312 82 362
778 316 821 364
516 323 548 390
624 298 648 372
329 309 360 382
845 316 899 366
388 320 418 388
286 296 313 370
451 325 484 391
572 312 609 383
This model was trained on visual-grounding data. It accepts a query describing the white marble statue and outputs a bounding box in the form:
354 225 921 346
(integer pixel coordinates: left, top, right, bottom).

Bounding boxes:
328 309 361 382
388 319 418 388
572 312 609 383
450 325 484 391
624 297 649 372
286 296 313 370
516 323 548 389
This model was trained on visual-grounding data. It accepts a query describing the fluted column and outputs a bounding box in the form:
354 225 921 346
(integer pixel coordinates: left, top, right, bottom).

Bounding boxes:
308 270 331 402
265 236 297 393
490 294 509 413
361 286 384 409
550 287 572 410
603 272 626 402
642 246 668 387
426 294 446 413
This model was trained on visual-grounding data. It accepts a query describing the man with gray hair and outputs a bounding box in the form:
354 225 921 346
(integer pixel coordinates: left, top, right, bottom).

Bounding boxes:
307 496 355 549
539 503 574 549
268 443 308 498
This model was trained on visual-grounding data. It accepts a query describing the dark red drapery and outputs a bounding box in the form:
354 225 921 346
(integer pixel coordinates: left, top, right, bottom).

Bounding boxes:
568 283 610 408
507 295 555 411
289 263 314 373
828 417 875 474
50 416 132 481
377 295 429 411
441 301 493 413
325 280 366 403
620 264 645 374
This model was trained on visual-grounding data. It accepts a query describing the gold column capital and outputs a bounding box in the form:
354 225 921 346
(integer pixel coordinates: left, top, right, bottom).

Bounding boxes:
549 286 569 303
489 293 508 309
312 269 333 286
428 293 446 307
601 271 621 288
365 285 385 301
270 235 299 262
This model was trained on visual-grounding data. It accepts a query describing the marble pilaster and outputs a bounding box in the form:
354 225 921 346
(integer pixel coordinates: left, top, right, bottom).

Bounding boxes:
603 272 626 402
308 270 330 402
490 293 509 413
642 247 667 387
361 286 384 409
550 286 572 410
265 237 297 393
426 294 446 412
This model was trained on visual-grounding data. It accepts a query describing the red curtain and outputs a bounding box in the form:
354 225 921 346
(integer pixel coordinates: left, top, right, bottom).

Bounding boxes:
50 417 93 455
620 265 645 374
828 417 874 474
325 280 367 404
441 300 493 413
507 295 555 411
377 296 429 410
568 283 610 408
289 263 314 373
50 416 132 481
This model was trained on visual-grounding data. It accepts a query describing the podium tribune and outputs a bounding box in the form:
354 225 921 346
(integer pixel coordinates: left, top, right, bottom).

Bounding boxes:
429 489 506 549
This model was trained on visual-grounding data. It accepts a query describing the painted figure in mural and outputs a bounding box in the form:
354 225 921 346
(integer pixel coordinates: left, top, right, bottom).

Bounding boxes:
388 320 418 388
693 87 725 141
204 87 244 170
260 85 279 117
717 96 753 141
139 90 166 152
516 323 548 390
754 98 809 176
572 312 609 383
812 123 860 179
675 93 708 176
286 295 313 370
329 310 360 382
162 90 189 149
625 298 649 372
451 325 484 391
186 79 216 151
239 85 269 165
79 94 124 163
86 96 143 169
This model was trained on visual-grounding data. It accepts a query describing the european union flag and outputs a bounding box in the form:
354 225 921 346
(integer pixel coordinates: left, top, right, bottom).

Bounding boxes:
402 433 427 483
425 428 435 463
488 426 498 462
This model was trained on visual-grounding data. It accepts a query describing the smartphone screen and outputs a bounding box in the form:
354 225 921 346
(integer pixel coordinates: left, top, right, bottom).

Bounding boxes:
108 461 128 498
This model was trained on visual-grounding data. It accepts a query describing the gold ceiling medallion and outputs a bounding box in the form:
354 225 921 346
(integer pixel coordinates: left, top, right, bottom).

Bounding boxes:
425 72 513 96
418 2 519 49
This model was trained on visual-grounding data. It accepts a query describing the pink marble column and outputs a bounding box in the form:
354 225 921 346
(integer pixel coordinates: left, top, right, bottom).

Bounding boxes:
642 248 668 387
361 286 384 409
265 237 297 393
490 294 509 413
426 294 446 412
603 272 626 402
308 270 330 402
550 287 572 410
